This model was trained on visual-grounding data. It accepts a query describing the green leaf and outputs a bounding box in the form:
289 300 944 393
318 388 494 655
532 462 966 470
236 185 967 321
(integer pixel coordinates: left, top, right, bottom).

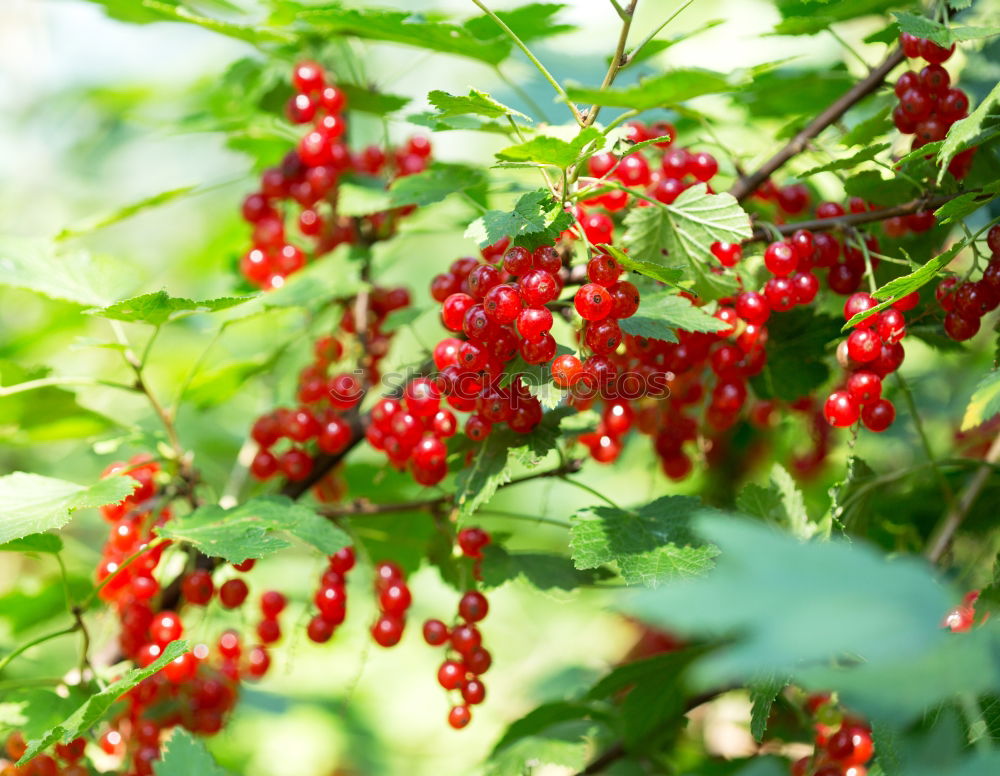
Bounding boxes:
843 169 919 207
338 83 410 116
0 575 91 636
570 496 721 587
749 675 786 743
0 533 63 554
625 515 956 698
55 185 200 240
0 687 88 742
774 0 902 35
619 291 728 342
488 702 596 776
0 473 135 546
427 89 528 120
480 544 609 591
843 241 965 329
278 3 511 65
799 143 891 176
465 3 574 44
621 185 751 301
388 162 488 208
962 369 1000 431
750 307 839 401
0 237 135 307
841 103 894 147
261 247 362 309
84 0 292 42
933 186 1000 225
937 81 1000 182
452 433 514 520
156 496 350 563
894 11 1000 47
828 455 877 529
19 641 189 764
86 291 255 326
598 243 684 287
335 180 392 217
737 464 816 539
565 69 737 111
154 729 229 776
496 127 602 169
465 190 572 250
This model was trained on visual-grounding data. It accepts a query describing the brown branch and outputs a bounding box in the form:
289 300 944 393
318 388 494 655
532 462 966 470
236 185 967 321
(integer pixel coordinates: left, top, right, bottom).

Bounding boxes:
583 0 639 128
925 431 1000 564
729 46 906 202
746 191 975 242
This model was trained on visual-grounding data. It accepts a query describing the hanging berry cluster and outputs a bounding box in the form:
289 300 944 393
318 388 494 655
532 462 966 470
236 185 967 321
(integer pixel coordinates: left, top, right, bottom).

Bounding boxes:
248 285 409 487
3 733 86 776
788 695 874 776
307 546 355 644
935 225 1000 342
371 561 413 647
895 33 975 177
239 60 431 289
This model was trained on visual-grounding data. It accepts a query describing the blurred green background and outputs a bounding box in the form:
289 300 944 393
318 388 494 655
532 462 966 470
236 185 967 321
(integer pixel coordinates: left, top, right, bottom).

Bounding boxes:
1 1 998 774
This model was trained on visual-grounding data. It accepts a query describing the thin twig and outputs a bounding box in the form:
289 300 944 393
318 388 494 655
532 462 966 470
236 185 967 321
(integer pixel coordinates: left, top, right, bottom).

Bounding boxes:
582 0 639 128
730 46 906 202
621 0 695 68
926 432 1000 563
469 0 585 126
0 625 80 676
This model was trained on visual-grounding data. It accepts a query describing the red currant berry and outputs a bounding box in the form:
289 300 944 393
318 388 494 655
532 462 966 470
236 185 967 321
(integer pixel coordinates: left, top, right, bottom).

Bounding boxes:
371 615 405 647
519 270 559 306
458 591 489 622
710 241 741 267
735 291 770 325
824 390 860 428
448 705 472 729
438 659 465 690
461 679 487 705
516 306 554 340
575 283 613 320
219 578 249 609
423 619 450 646
307 614 335 643
764 241 798 276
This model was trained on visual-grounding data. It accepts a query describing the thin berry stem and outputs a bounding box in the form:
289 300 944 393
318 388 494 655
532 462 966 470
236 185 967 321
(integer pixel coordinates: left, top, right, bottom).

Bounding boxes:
893 373 957 513
468 0 585 126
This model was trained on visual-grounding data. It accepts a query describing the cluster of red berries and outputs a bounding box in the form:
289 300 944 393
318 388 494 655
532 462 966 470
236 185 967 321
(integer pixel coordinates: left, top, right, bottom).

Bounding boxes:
423 589 491 729
307 546 355 644
457 526 492 578
895 33 975 177
822 290 915 431
429 245 564 441
2 734 86 776
934 225 1000 341
365 380 456 486
371 561 412 647
248 285 409 486
790 695 874 776
239 59 431 288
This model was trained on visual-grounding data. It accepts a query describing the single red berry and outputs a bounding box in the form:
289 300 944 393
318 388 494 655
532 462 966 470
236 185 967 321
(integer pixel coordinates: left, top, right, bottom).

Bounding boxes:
448 705 472 729
688 151 718 182
918 37 954 64
468 264 502 299
423 619 450 646
846 371 882 405
764 276 796 312
257 617 282 645
292 60 325 93
533 245 562 274
844 292 878 326
519 270 559 306
587 254 621 285
150 611 183 645
260 590 287 618
824 390 860 428
458 527 491 557
330 546 355 574
465 645 492 675
458 591 489 622
219 578 250 609
442 293 475 332
846 328 882 362
484 283 523 324
791 272 819 305
711 241 742 267
944 311 979 341
520 332 557 364
307 614 335 643
516 306 554 340
502 246 532 275
451 623 482 655
379 581 412 615
438 659 465 690
551 354 584 388
461 679 487 705
371 615 405 647
893 291 920 311
575 283 613 320
587 151 617 178
735 291 770 325
764 241 798 277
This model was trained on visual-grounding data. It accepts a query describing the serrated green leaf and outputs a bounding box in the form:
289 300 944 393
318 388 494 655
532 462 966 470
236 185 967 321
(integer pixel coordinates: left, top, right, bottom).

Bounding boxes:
619 291 728 342
19 641 189 764
156 496 349 563
625 515 957 706
388 163 487 208
750 307 839 401
0 473 135 546
488 702 596 776
937 80 1000 183
0 687 88 742
621 185 751 302
480 544 609 591
0 533 63 554
453 433 514 519
934 187 1000 225
774 0 901 35
843 241 966 329
496 127 602 169
86 291 255 326
565 69 737 111
570 496 720 587
962 369 1000 431
336 180 392 217
85 0 292 42
844 169 919 206
841 103 894 147
427 89 528 120
828 455 877 530
339 83 410 116
738 464 815 539
749 675 786 742
55 185 200 241
599 244 685 286
894 11 1000 47
800 143 891 176
154 729 229 776
0 237 135 307
465 3 574 44
465 190 572 249
278 2 511 65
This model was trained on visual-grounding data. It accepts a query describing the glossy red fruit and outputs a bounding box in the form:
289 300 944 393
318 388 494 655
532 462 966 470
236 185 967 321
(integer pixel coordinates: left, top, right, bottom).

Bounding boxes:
944 311 980 341
371 615 405 647
918 37 954 64
182 570 215 605
764 276 796 312
292 60 325 93
379 581 412 615
442 293 475 332
307 614 335 643
519 269 559 306
710 241 741 267
502 246 532 275
828 725 875 765
150 611 183 645
219 578 249 609
575 283 613 321
764 241 798 276
517 306 554 340
735 291 770 325
257 617 281 644
824 390 860 428
423 619 450 646
448 705 472 729
458 591 489 622
847 329 882 362
462 678 487 705
551 354 584 387
893 291 920 311
437 659 465 690
467 264 502 300
844 292 877 326
846 371 882 405
792 272 819 304
688 151 718 182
